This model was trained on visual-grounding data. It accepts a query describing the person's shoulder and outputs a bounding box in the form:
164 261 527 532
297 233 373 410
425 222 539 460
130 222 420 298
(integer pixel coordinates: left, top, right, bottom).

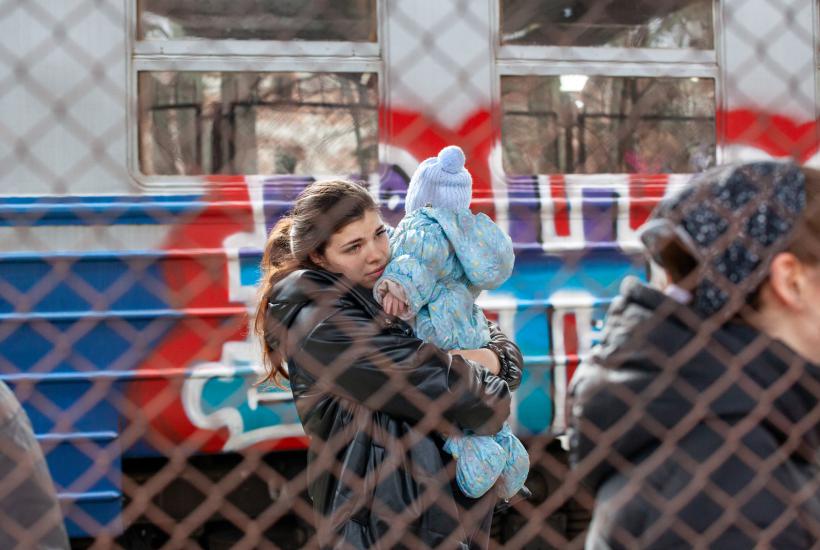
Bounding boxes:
281 268 338 287
391 209 448 242
268 269 377 333
398 208 443 228
422 206 499 233
269 269 349 305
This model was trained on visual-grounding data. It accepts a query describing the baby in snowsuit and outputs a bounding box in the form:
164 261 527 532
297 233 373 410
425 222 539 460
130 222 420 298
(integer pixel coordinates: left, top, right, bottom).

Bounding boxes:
374 145 529 500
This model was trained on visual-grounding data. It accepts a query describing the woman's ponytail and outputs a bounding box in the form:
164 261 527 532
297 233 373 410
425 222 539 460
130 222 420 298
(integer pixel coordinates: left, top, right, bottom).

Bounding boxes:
254 216 299 386
263 216 296 270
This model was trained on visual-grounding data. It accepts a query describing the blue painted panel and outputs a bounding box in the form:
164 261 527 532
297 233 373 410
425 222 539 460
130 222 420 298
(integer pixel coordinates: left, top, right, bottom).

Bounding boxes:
0 195 203 226
239 248 262 287
498 249 643 299
0 257 170 314
42 437 121 498
62 493 122 538
0 249 174 539
9 380 119 435
0 317 173 376
517 366 553 436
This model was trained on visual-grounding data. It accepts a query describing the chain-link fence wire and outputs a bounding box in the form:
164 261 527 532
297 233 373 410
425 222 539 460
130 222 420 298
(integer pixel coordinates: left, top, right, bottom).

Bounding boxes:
1 0 819 548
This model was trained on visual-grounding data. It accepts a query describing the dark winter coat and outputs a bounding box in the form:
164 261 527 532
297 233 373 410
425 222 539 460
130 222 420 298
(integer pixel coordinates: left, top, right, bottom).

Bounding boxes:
265 268 523 549
570 277 820 549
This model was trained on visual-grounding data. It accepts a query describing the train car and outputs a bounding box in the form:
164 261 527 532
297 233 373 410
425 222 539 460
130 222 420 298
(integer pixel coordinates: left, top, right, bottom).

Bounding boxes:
1 0 817 545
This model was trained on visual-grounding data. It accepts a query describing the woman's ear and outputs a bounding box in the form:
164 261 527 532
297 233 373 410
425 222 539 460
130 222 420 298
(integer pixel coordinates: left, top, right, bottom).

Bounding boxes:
767 252 804 310
309 251 326 269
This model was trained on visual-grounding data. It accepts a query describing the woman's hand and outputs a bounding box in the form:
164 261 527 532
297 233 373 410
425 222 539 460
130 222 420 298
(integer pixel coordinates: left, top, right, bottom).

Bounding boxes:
450 348 501 375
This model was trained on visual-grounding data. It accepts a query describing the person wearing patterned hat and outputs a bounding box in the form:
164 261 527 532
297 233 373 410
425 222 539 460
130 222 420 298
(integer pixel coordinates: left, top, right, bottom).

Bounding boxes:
570 161 820 548
641 161 810 322
374 145 530 504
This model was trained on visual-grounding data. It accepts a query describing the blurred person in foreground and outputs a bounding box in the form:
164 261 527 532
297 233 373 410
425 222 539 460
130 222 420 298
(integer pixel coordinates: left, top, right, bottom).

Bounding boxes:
570 161 820 549
254 179 522 549
0 380 69 549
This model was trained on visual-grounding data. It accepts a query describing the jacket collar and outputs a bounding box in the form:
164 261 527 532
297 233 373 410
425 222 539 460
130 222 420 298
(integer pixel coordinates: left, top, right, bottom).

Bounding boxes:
268 268 384 323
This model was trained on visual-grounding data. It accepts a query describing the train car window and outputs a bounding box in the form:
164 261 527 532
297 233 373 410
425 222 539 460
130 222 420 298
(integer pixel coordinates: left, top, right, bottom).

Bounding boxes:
138 72 378 176
501 75 715 175
138 0 377 42
500 0 713 49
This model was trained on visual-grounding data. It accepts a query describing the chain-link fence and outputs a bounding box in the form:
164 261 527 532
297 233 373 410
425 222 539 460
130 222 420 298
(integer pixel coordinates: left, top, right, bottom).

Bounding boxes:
1 0 819 548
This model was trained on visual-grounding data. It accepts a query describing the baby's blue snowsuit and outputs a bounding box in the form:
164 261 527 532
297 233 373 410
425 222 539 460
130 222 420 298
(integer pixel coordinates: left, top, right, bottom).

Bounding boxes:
375 206 529 500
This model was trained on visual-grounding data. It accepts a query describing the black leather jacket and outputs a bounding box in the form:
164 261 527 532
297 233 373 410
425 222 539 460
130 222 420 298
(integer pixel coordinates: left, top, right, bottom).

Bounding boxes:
265 269 523 549
570 278 820 549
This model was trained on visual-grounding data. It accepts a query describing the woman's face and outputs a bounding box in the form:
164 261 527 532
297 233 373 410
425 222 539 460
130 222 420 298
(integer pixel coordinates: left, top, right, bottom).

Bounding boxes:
789 264 820 363
758 257 820 364
311 209 390 289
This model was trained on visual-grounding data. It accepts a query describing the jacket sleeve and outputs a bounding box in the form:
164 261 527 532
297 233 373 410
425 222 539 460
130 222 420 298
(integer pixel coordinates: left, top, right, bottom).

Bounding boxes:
293 305 511 436
484 322 523 392
375 223 449 317
451 212 515 290
568 360 668 494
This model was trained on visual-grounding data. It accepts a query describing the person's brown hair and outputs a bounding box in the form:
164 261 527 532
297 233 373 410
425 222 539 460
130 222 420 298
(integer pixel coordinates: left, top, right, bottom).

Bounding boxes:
253 180 379 385
788 166 820 265
657 165 820 304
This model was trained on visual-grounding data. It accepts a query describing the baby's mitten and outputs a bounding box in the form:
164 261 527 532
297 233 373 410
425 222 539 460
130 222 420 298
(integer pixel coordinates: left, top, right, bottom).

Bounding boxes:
444 434 506 499
493 423 530 500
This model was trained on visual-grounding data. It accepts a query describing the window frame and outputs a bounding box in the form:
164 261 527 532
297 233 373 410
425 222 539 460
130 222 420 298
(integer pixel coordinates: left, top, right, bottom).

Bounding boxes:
127 1 385 188
491 0 726 177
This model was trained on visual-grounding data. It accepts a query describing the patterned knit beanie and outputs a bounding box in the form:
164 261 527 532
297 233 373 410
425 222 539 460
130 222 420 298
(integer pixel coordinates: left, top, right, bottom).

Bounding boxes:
640 161 807 321
404 145 473 213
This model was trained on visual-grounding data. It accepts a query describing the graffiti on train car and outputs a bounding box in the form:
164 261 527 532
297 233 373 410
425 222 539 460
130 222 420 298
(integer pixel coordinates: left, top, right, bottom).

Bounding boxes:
119 105 820 454
154 142 647 452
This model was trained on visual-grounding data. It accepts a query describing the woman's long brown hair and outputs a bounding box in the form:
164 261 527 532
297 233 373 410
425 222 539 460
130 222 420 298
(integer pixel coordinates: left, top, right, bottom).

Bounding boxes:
253 180 379 385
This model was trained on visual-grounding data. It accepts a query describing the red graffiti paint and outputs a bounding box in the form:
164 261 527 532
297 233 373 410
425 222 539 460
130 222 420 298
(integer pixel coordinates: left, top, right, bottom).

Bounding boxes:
629 174 669 231
386 108 498 218
722 109 820 162
550 175 571 237
131 178 254 453
562 312 580 383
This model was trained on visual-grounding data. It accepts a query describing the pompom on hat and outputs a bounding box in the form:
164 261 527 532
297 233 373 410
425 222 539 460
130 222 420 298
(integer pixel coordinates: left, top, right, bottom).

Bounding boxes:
640 161 807 322
404 145 473 213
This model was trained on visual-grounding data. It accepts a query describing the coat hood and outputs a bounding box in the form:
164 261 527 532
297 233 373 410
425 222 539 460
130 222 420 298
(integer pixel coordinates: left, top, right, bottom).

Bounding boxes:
417 207 514 290
570 276 820 492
